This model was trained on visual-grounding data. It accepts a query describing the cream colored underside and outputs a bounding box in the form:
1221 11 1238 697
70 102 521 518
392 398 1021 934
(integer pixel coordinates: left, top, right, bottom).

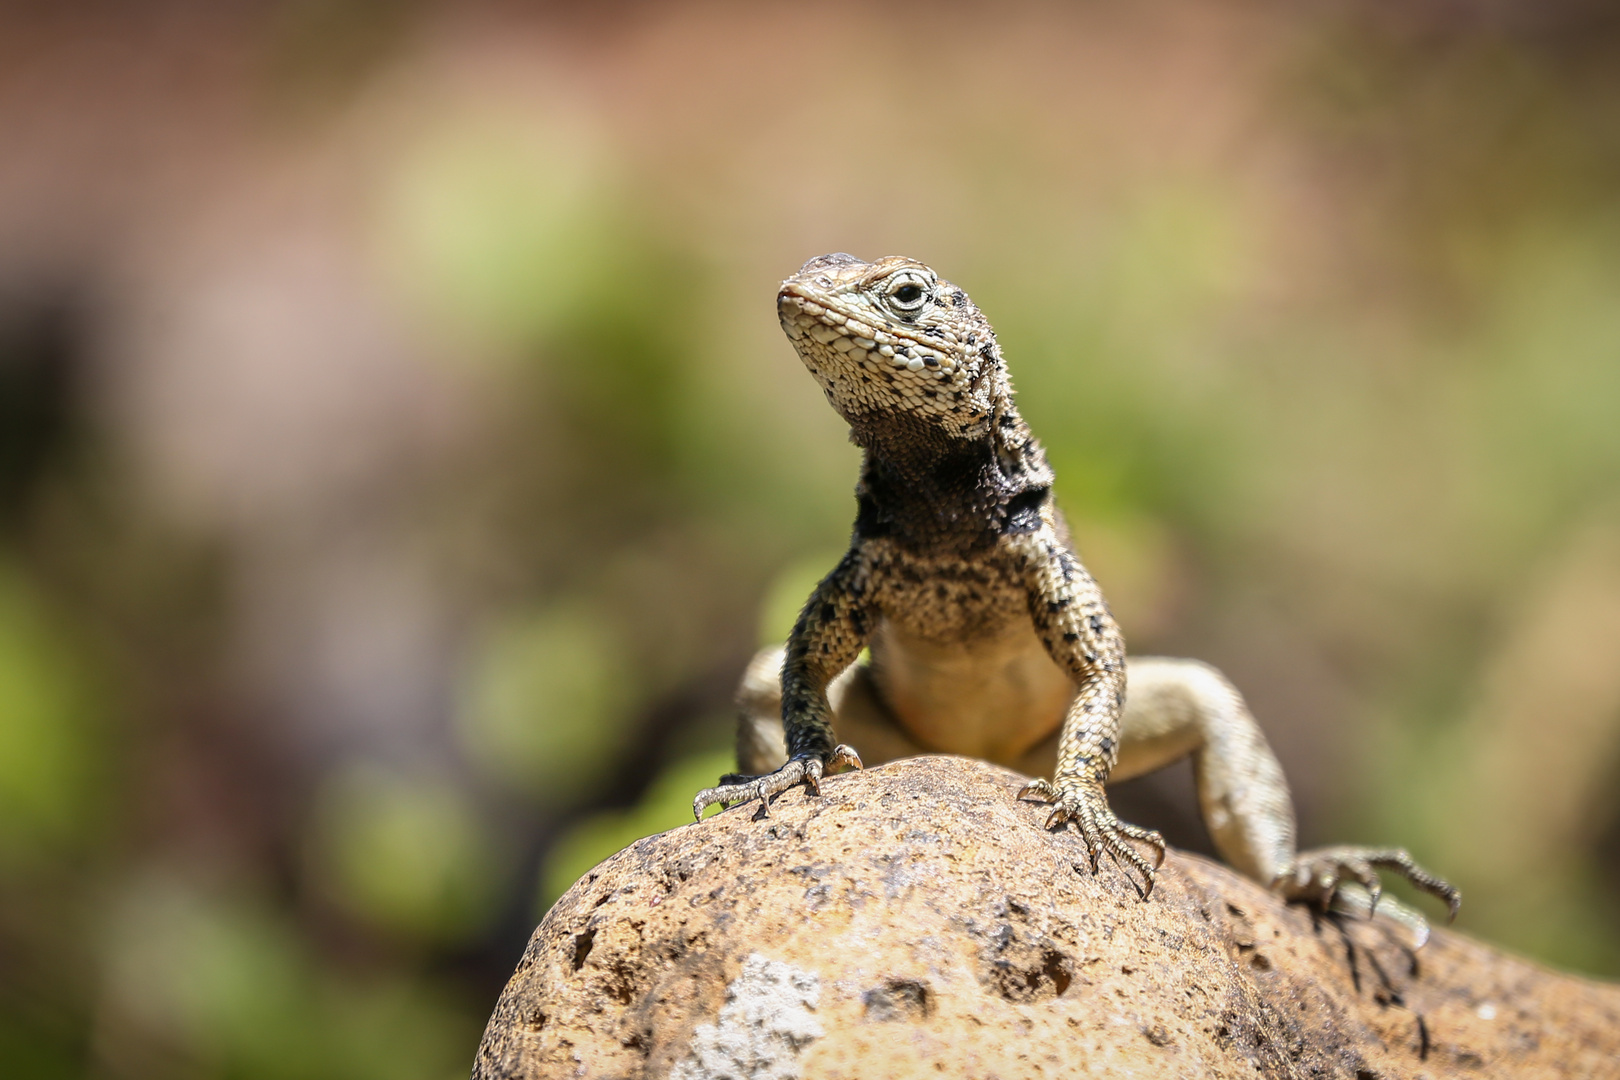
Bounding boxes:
734 621 1296 884
741 622 1210 784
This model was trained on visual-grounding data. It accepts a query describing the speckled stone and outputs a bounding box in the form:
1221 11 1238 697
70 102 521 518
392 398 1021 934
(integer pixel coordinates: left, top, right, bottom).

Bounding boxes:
473 756 1620 1080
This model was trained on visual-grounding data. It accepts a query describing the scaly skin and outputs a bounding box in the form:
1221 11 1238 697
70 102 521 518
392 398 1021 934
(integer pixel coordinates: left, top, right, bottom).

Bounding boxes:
693 254 1458 924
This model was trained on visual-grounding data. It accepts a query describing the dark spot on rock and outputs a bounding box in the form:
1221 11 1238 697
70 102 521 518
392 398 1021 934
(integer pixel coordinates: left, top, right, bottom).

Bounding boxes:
605 958 640 1004
985 946 1074 1003
863 978 934 1021
1144 1023 1171 1047
571 929 595 971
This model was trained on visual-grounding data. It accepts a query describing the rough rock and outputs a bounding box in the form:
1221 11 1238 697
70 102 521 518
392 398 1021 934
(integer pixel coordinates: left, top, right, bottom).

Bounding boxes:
473 756 1620 1079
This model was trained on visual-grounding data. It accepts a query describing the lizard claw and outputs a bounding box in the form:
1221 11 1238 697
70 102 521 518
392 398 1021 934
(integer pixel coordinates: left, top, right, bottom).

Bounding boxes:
1019 777 1166 898
692 744 862 820
1276 846 1460 927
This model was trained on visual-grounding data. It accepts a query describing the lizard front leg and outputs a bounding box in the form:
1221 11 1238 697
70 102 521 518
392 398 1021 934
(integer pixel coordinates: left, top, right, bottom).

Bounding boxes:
1013 531 1167 896
692 550 870 819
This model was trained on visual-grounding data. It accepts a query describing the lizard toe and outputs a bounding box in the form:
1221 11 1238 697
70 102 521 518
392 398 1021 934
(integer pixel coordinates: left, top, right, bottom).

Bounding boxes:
1024 778 1163 897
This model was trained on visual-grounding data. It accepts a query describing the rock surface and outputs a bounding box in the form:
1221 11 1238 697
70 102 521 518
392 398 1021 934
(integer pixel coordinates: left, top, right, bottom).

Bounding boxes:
473 756 1620 1079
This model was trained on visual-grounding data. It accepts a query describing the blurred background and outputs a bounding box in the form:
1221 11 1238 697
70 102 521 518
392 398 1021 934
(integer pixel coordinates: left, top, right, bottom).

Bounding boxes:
3 0 1620 1075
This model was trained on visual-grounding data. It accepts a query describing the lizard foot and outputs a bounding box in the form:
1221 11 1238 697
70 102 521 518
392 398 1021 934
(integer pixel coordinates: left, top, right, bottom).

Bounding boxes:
1018 777 1167 897
1276 846 1460 927
691 744 862 821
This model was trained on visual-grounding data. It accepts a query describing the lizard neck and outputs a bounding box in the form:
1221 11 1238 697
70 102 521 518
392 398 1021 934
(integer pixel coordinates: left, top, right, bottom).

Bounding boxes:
849 399 1054 553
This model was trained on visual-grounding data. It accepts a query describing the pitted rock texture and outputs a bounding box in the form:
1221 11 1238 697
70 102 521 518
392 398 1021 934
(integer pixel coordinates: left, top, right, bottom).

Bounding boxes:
472 756 1620 1079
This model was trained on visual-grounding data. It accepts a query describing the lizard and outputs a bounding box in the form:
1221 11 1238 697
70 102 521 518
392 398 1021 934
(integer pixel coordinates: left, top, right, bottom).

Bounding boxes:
693 253 1458 928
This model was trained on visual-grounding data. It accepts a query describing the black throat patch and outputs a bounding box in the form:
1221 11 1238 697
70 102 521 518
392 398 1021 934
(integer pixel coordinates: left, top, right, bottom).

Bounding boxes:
849 408 1050 553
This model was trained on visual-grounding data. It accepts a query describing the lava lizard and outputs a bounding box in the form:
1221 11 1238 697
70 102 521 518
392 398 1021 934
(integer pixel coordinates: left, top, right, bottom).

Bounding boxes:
694 253 1457 927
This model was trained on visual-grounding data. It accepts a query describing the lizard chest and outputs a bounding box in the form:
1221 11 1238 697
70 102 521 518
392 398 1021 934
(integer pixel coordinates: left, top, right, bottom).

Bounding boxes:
864 548 1073 762
865 549 1027 641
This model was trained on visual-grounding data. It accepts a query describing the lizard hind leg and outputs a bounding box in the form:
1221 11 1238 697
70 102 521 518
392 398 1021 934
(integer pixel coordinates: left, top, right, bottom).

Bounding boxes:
1119 657 1459 926
1278 846 1461 924
734 645 790 775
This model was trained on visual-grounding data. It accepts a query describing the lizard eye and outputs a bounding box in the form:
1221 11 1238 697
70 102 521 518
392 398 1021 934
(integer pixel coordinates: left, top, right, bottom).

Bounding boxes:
884 273 931 315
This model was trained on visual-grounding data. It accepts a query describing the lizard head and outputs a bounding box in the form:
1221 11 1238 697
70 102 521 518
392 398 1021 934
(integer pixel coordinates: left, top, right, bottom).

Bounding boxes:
777 253 1007 441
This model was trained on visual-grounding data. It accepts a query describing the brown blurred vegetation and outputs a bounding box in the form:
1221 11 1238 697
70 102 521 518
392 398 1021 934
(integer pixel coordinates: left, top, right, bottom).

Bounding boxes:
3 2 1620 1076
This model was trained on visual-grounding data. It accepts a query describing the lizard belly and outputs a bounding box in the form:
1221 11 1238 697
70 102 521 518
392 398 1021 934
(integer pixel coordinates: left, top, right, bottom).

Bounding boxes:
869 616 1072 764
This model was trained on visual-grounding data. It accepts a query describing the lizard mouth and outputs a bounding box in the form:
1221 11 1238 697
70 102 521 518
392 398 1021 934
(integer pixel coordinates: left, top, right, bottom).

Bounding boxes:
776 284 964 377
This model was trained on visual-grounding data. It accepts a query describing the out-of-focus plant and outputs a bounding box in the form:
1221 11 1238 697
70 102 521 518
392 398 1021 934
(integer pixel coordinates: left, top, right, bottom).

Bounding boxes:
0 563 106 866
306 764 504 944
99 874 476 1080
456 602 639 802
